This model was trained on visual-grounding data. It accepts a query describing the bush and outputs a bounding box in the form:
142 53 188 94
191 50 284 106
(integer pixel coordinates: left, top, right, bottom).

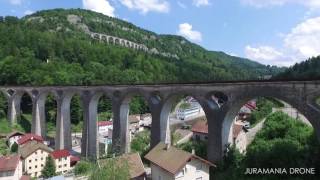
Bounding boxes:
74 161 93 175
10 142 18 153
89 158 130 180
130 130 150 157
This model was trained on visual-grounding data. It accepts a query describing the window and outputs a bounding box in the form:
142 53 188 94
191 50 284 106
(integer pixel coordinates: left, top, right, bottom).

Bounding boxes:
35 152 37 155
35 165 37 168
29 167 31 170
58 165 62 168
64 164 67 167
41 150 43 154
29 160 31 163
35 159 37 161
59 159 61 162
41 157 43 160
196 177 202 180
41 164 43 167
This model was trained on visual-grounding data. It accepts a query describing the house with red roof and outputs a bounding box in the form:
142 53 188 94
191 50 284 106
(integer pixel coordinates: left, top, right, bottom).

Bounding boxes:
191 120 208 141
0 155 23 180
98 121 113 137
17 133 44 146
50 149 72 174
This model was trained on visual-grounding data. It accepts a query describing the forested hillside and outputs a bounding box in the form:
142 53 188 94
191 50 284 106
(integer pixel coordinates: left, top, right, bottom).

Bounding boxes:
0 8 281 85
275 56 320 80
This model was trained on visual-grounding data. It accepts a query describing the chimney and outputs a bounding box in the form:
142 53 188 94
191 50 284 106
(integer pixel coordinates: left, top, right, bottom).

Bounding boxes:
191 149 195 155
165 143 170 150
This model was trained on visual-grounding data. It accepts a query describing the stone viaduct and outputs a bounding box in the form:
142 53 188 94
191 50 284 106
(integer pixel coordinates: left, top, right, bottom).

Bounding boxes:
90 33 148 51
1 80 320 164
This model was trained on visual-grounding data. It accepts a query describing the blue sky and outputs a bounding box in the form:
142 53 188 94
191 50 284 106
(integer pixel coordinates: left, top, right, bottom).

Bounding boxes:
1 0 320 66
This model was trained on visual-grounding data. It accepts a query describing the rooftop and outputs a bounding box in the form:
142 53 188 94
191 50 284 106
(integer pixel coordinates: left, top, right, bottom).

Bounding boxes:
118 153 146 178
233 124 244 138
51 149 70 159
19 140 52 159
145 142 215 175
0 154 20 172
6 131 24 139
191 120 208 134
98 121 113 127
17 133 43 145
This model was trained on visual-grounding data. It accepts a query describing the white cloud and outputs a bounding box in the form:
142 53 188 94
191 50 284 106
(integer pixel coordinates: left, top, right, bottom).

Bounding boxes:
177 1 187 9
24 10 34 15
245 45 292 66
82 0 115 17
177 23 202 42
119 0 169 14
284 16 320 59
245 16 320 67
193 0 210 7
9 0 22 5
241 0 320 9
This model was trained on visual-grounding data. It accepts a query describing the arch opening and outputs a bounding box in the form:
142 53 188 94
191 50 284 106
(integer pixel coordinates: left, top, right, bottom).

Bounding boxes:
222 96 318 156
19 92 32 133
118 94 150 157
44 93 57 148
70 94 83 156
160 94 207 159
96 94 113 158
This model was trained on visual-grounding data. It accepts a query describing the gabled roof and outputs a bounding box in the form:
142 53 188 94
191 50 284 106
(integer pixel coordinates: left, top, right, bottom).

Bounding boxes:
145 143 215 175
51 149 70 159
17 133 43 145
98 121 113 127
19 140 52 159
118 153 146 178
0 155 20 172
191 120 208 134
233 124 244 138
6 131 24 139
100 153 146 179
129 115 140 124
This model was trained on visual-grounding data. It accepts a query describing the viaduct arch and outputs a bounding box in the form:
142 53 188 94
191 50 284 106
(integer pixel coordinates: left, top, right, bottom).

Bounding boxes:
0 80 319 164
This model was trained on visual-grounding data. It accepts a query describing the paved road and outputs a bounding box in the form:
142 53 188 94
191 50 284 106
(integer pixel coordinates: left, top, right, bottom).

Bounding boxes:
246 118 266 145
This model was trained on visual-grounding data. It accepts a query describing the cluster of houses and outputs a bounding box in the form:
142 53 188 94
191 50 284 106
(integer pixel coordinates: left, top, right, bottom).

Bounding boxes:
0 98 257 180
0 132 80 179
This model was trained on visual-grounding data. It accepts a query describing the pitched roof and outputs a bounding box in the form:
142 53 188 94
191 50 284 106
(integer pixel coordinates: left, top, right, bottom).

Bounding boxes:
191 120 208 134
129 115 140 124
51 149 70 159
118 153 146 178
19 140 53 159
6 131 24 139
20 175 31 180
17 133 43 145
98 121 113 127
0 155 20 172
233 124 244 138
145 143 215 175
